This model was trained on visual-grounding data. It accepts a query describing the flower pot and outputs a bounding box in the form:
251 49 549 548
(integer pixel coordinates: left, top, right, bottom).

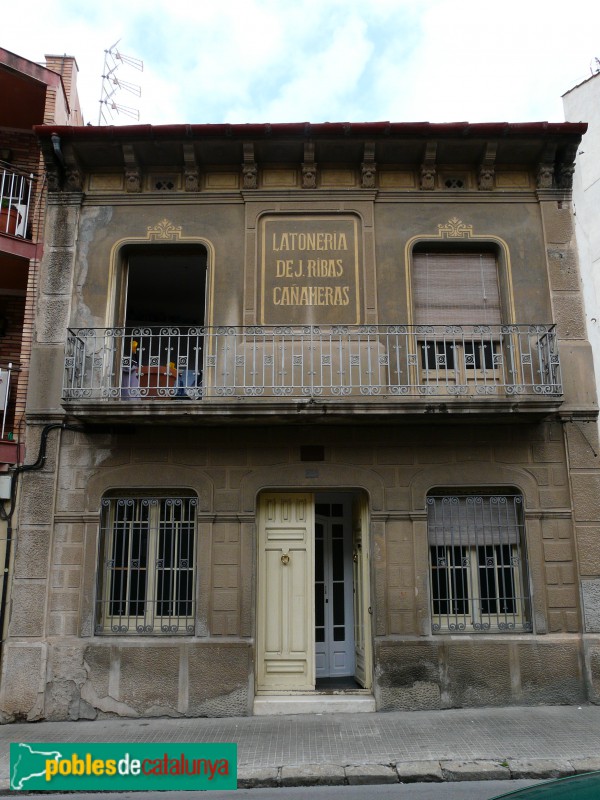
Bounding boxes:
0 205 20 236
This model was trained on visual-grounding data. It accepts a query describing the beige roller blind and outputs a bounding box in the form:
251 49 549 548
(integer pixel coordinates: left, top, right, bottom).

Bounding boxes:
413 252 501 325
427 495 522 546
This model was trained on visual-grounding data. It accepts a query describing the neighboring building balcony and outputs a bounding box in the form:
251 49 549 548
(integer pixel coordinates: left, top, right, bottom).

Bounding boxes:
0 169 33 239
1 362 20 464
62 325 562 423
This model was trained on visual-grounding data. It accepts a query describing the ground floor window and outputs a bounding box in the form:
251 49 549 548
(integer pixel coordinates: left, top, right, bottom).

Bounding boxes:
96 494 197 634
427 492 531 632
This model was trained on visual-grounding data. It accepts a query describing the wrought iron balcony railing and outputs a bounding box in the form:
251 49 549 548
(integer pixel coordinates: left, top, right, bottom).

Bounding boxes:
0 169 34 238
63 324 562 403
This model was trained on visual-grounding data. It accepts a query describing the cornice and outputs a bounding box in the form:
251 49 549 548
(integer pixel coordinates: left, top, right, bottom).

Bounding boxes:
79 192 245 206
65 189 545 206
375 191 541 204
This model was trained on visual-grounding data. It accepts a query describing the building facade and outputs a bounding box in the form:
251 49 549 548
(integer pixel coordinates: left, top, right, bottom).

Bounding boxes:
0 49 82 694
563 70 600 410
1 121 599 721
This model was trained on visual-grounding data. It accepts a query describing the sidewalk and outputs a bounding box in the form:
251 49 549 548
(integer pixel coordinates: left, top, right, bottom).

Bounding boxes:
1 705 600 790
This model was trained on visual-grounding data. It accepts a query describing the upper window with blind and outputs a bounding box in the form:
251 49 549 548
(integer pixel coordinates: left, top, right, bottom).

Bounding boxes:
412 249 503 375
412 250 502 326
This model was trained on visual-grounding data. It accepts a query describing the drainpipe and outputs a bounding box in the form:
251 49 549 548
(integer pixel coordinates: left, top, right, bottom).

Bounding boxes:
50 134 66 171
0 422 85 668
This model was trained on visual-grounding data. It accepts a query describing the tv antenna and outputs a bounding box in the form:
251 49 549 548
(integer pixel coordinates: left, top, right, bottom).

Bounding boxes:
98 39 143 125
591 57 600 76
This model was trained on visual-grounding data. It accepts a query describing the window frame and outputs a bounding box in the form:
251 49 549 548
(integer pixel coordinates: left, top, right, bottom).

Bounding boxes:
407 244 518 391
95 493 198 635
427 491 532 634
406 238 516 329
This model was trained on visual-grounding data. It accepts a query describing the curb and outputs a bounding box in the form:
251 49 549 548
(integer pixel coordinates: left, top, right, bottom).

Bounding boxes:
2 756 599 792
237 757 600 789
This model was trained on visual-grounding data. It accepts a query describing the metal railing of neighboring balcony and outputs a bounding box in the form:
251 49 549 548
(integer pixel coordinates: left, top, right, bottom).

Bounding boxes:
0 169 34 238
0 362 16 438
63 324 562 402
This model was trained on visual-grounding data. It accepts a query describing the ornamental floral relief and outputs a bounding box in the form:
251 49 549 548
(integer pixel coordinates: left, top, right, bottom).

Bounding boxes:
437 217 474 238
146 219 183 240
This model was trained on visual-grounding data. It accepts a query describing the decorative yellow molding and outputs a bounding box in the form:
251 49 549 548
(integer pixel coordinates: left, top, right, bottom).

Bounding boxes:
437 217 474 238
146 219 183 240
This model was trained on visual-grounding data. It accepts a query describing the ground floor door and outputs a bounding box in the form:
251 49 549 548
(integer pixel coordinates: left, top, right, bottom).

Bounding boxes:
256 490 371 694
315 495 354 678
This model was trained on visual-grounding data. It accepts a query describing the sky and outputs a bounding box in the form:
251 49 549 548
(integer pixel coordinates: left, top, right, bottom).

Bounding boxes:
4 0 600 126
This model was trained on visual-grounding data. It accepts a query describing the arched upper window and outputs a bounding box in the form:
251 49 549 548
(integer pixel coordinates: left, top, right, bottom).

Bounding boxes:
117 244 208 398
410 243 510 381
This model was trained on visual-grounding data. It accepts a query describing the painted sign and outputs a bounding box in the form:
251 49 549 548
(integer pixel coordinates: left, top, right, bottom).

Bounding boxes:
260 215 361 324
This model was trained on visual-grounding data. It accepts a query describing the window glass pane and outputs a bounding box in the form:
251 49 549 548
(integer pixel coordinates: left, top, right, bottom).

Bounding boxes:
449 546 469 616
497 544 517 614
431 545 450 616
478 545 497 614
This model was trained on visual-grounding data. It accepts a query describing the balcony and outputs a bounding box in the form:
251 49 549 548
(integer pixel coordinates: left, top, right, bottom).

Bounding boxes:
0 168 33 239
0 362 20 464
61 325 562 424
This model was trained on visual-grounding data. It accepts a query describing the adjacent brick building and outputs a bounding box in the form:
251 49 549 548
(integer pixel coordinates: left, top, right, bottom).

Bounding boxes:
0 49 82 700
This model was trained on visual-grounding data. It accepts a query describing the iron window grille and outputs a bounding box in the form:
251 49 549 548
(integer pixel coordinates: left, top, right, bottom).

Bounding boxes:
427 493 531 633
96 495 197 635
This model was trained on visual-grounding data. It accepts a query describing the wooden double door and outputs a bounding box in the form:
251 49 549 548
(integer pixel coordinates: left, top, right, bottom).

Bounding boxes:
256 492 371 693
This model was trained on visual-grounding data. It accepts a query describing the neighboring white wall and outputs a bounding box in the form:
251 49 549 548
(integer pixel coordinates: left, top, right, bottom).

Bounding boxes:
563 71 600 403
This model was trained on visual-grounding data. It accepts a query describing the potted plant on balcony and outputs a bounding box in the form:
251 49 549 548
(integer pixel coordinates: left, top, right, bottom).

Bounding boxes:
0 199 21 236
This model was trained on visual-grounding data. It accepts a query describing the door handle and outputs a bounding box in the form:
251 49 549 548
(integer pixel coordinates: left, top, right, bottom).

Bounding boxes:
281 553 290 566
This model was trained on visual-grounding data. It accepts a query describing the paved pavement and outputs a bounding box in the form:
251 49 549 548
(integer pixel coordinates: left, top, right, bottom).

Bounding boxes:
1 704 600 791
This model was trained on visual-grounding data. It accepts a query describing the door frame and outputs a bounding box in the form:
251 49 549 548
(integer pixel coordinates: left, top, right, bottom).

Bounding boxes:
255 489 373 694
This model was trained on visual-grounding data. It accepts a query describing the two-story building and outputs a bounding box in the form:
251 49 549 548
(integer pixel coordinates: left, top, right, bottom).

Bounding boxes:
1 120 599 721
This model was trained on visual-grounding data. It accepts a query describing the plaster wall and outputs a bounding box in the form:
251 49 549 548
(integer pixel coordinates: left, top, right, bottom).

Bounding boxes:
564 73 600 408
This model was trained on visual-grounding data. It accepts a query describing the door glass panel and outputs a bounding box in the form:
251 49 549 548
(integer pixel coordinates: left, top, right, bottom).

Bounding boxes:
333 582 345 625
332 538 344 580
315 585 325 642
315 523 324 582
315 521 325 642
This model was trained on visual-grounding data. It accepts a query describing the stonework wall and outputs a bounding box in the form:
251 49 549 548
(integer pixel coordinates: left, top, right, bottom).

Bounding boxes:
1 418 597 720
